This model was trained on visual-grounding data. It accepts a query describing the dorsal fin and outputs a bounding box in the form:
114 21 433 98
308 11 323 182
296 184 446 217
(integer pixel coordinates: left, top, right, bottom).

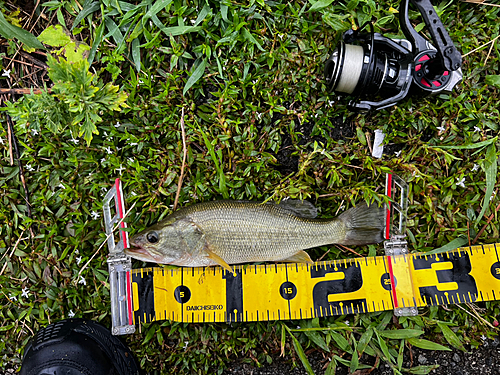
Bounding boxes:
276 199 318 219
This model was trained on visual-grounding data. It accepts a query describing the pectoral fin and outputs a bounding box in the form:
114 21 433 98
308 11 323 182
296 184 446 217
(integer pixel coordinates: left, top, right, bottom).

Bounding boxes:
206 249 233 273
281 250 313 263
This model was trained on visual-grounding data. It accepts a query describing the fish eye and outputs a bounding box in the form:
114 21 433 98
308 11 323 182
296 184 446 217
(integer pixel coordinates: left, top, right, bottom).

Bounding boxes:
146 231 159 243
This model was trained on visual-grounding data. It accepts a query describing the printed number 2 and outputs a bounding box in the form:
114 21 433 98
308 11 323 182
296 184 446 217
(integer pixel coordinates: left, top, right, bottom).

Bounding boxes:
310 262 366 315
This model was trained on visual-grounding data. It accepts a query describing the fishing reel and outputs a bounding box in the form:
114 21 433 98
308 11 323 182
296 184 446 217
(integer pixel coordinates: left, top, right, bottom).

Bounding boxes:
324 0 463 111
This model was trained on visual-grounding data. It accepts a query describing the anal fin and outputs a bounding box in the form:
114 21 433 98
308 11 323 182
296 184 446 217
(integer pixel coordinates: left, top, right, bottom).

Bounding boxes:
281 250 313 263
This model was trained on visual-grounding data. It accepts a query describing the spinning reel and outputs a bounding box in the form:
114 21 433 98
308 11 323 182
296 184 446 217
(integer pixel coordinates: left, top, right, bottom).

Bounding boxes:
324 0 462 111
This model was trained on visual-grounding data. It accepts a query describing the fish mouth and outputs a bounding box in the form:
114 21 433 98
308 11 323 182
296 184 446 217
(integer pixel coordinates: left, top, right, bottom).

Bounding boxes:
125 243 163 263
124 244 150 257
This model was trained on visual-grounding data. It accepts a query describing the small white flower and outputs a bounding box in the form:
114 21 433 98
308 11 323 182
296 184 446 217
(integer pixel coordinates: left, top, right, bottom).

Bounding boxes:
314 113 319 118
68 310 75 318
31 129 39 136
328 100 335 107
75 249 79 254
9 294 17 301
26 164 35 172
256 112 263 120
190 19 196 24
138 79 144 84
128 157 135 163
252 80 258 84
78 276 86 285
345 320 350 326
472 164 479 172
395 150 402 157
104 131 108 136
70 138 79 144
490 191 496 201
130 143 138 146
114 121 121 128
278 34 285 40
105 147 113 154
101 158 106 163
481 334 487 341
437 125 445 132
2 69 11 78
58 183 65 189
456 177 466 188
21 287 30 298
116 165 125 175
76 256 82 265
0 137 4 145
296 326 301 329
474 126 481 133
131 191 137 196
101 187 107 192
183 341 189 350
91 211 100 220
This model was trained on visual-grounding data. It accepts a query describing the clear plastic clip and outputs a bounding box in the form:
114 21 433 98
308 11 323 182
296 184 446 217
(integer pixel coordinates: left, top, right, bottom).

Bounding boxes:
103 178 135 335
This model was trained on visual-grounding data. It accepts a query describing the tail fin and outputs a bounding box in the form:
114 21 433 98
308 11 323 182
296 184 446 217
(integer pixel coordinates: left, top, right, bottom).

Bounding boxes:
337 202 385 246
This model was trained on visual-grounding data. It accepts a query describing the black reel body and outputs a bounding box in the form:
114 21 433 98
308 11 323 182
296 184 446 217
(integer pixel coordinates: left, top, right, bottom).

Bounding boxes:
325 0 462 111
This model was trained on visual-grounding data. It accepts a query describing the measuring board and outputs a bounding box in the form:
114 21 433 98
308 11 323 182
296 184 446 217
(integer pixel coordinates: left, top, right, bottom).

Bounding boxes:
128 244 500 324
103 177 500 334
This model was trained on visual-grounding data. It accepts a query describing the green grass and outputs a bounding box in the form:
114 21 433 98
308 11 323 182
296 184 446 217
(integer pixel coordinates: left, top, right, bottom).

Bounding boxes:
0 0 499 373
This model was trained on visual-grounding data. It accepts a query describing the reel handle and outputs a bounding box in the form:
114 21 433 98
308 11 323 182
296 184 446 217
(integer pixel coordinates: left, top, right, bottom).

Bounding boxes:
400 0 462 72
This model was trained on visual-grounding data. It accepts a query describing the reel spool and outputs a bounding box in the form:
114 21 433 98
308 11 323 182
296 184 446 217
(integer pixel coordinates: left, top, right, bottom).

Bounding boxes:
325 0 462 112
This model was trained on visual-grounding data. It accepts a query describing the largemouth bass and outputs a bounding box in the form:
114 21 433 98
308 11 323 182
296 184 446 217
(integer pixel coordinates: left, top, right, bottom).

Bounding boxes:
126 200 385 272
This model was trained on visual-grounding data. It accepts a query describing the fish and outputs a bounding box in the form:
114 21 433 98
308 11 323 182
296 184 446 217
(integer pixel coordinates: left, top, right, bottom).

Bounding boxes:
125 200 385 272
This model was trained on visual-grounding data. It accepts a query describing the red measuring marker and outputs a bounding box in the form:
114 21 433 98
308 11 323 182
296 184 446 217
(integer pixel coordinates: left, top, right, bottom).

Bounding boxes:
384 173 417 316
103 178 135 335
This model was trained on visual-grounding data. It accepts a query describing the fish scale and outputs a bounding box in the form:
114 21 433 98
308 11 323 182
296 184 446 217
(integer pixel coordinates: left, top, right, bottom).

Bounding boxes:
127 200 385 268
181 201 342 263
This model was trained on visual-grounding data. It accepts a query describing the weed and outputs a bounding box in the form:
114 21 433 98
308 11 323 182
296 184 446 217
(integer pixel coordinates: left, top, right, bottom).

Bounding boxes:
0 0 499 374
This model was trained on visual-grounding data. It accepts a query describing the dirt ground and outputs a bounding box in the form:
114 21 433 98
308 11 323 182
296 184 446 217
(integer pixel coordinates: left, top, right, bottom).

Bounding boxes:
223 337 500 375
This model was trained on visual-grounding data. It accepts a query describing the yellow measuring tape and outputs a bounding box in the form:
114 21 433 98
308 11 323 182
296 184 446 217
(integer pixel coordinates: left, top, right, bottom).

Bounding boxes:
130 243 500 325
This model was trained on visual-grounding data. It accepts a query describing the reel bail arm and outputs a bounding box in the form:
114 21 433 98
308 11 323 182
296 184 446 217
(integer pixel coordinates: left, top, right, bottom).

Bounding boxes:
402 0 462 72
